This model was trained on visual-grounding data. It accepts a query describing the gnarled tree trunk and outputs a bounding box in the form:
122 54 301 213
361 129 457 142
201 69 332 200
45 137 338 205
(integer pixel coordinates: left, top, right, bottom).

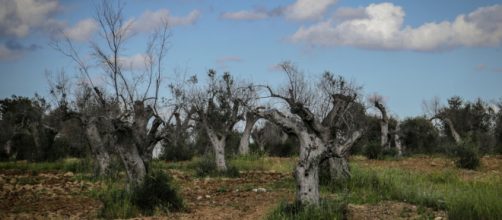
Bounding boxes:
85 119 111 176
206 128 228 171
239 112 258 155
295 132 324 205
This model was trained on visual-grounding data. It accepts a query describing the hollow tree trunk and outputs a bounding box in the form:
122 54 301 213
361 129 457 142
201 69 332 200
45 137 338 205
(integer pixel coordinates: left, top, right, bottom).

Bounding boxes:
85 119 112 176
239 112 258 155
328 157 350 182
207 128 228 172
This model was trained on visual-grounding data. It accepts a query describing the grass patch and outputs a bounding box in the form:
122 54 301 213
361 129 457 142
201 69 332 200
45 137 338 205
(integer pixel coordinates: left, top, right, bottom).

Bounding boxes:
266 200 345 220
328 164 502 219
89 170 184 218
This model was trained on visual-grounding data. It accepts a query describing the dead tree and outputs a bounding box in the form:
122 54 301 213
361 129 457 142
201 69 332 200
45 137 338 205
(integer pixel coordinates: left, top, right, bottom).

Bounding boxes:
423 97 462 144
190 70 255 171
369 94 390 150
52 0 170 187
253 62 363 206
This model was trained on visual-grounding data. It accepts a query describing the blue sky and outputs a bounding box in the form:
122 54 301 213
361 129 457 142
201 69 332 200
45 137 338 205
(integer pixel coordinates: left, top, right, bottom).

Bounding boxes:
1 0 502 118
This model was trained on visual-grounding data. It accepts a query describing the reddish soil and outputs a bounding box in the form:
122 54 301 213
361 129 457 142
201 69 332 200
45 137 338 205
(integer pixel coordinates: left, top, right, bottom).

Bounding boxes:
166 170 293 220
0 171 102 219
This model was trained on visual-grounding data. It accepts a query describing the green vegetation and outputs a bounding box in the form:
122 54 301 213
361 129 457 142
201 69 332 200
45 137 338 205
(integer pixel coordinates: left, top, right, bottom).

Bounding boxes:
267 200 345 220
455 142 481 170
194 155 240 178
325 164 502 219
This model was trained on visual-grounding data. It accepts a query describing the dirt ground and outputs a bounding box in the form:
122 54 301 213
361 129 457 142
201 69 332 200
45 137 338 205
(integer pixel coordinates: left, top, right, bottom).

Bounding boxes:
1 156 500 219
0 170 102 219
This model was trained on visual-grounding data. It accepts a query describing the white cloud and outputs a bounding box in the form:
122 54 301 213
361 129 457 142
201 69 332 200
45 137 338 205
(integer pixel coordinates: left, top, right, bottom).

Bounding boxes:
130 9 200 33
284 0 338 20
290 3 502 51
119 53 151 71
221 10 269 20
0 0 60 37
63 18 98 42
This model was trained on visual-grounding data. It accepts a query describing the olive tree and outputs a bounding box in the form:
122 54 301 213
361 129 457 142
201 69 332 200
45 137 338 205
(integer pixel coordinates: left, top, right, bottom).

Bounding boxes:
189 70 255 171
253 62 364 206
52 0 171 187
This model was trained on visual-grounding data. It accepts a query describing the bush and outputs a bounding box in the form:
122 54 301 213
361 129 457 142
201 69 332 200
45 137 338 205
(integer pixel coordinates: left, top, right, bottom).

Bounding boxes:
195 155 240 178
364 142 382 160
132 170 184 215
455 142 480 170
159 142 194 162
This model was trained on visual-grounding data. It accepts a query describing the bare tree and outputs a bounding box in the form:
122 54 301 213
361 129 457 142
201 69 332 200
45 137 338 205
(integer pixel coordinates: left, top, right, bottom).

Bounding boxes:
189 70 255 171
51 0 171 187
253 62 363 206
423 97 462 144
369 94 390 150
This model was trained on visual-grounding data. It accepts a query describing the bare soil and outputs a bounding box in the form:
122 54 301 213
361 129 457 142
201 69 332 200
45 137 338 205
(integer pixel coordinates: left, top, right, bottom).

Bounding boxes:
0 170 102 219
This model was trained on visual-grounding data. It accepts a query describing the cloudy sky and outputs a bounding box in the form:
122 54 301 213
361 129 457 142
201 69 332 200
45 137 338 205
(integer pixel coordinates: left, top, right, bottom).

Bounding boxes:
1 0 502 117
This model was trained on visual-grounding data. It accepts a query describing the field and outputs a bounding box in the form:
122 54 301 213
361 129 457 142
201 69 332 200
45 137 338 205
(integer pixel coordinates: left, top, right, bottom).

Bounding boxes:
1 155 502 219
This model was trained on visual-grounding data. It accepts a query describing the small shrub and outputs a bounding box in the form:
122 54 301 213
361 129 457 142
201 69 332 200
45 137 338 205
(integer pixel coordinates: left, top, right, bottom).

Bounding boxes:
97 187 139 219
132 170 184 215
159 142 194 162
364 142 382 160
455 142 480 170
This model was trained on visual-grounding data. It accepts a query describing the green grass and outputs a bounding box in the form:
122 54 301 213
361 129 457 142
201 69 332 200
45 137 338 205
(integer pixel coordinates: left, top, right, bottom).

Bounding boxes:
327 164 502 219
266 200 345 220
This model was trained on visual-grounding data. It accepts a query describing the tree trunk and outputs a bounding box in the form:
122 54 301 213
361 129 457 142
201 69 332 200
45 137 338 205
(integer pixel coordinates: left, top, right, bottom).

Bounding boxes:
380 121 389 149
116 140 147 188
85 119 111 176
394 122 403 158
444 118 462 144
207 128 228 172
239 113 258 155
294 132 325 206
328 157 351 182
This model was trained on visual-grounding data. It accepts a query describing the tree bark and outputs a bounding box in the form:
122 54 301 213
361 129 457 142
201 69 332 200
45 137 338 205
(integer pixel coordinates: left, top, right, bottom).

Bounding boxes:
85 118 111 176
116 141 147 188
328 157 351 182
444 118 462 144
239 112 258 155
295 132 325 206
394 122 403 158
206 128 228 172
374 101 390 150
